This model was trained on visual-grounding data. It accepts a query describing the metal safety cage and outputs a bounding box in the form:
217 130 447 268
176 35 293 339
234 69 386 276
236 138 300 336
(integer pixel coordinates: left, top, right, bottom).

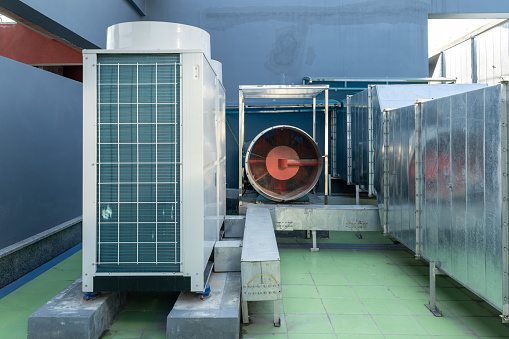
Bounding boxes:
82 49 225 293
238 85 329 204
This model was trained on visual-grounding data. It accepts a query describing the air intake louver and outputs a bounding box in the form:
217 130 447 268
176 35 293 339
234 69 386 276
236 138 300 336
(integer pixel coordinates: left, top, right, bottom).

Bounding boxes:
96 54 181 273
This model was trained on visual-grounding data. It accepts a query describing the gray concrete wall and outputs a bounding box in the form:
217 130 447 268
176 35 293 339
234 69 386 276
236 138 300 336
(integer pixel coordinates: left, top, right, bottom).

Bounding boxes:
0 56 82 249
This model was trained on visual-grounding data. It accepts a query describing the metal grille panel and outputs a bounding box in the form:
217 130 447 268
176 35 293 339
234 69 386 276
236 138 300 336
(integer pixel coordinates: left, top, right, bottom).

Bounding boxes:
96 54 181 273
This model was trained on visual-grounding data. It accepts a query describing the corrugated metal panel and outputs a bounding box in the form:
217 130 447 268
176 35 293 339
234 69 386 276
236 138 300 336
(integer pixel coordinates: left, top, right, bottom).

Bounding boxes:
419 85 502 309
377 84 505 310
372 87 383 198
501 23 509 79
350 90 368 190
348 84 487 197
386 105 416 251
349 83 508 311
443 39 472 84
439 22 509 86
336 106 348 179
364 84 485 252
96 54 181 273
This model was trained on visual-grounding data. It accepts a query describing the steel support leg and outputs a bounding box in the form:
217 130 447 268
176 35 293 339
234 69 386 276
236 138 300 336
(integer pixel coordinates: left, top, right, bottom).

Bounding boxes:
425 261 442 316
241 300 249 324
310 230 319 252
356 185 360 205
273 300 280 327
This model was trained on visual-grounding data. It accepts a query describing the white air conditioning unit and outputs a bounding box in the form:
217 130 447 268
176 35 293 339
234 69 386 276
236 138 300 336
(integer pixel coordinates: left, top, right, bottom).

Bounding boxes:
82 22 225 292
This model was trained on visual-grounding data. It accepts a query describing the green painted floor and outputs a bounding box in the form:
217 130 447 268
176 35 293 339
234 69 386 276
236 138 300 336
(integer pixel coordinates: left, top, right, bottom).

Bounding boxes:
0 250 82 339
243 246 509 338
1 232 509 338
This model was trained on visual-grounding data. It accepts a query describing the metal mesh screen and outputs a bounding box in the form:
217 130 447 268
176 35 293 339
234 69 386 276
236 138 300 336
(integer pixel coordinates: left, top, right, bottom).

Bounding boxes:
96 54 181 273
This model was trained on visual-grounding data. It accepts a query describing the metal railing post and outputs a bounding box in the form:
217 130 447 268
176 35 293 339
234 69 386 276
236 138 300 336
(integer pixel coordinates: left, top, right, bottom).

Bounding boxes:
238 89 244 206
325 89 329 205
347 95 352 184
368 86 374 196
425 261 443 316
383 109 391 235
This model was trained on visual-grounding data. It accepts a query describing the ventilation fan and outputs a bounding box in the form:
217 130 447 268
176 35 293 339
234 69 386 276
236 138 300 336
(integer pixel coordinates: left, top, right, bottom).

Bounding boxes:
245 125 323 202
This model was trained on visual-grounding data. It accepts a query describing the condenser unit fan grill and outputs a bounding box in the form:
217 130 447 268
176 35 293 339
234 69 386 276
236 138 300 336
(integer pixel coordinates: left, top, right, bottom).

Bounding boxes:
96 53 181 273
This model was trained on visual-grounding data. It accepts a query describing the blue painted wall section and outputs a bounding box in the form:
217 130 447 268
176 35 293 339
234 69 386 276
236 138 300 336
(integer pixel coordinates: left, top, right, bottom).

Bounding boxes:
0 0 507 247
2 0 508 103
0 56 82 249
143 0 509 104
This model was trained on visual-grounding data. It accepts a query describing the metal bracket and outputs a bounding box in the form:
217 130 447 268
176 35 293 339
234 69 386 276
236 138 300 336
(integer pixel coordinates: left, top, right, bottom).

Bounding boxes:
382 109 391 235
346 95 352 184
238 89 245 206
368 86 374 196
331 106 338 177
273 300 281 326
501 82 509 322
414 101 424 257
310 230 319 252
242 298 281 327
241 299 249 324
83 292 100 301
425 261 443 317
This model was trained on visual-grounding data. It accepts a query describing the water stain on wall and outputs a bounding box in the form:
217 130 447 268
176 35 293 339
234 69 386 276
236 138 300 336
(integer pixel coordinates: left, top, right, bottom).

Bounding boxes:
264 25 308 81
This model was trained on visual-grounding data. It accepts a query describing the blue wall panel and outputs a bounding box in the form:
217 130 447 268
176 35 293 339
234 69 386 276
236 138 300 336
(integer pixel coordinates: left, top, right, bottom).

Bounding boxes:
0 56 82 249
0 0 507 242
143 0 509 104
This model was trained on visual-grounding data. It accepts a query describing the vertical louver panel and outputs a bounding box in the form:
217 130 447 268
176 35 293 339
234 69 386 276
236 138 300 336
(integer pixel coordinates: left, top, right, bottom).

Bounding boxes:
96 54 181 273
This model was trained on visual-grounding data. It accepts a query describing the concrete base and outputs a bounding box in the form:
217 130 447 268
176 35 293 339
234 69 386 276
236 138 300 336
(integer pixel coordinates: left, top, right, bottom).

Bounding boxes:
0 217 82 288
226 188 239 211
238 190 323 215
224 216 245 238
28 278 129 339
167 272 241 339
214 240 242 272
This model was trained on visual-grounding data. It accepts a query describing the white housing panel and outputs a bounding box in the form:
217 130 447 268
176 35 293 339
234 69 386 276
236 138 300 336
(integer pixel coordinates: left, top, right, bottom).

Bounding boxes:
106 21 211 60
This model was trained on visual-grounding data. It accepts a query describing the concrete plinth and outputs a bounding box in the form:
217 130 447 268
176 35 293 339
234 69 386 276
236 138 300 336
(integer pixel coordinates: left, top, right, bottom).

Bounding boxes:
167 272 241 339
224 216 245 238
214 240 242 272
28 278 129 339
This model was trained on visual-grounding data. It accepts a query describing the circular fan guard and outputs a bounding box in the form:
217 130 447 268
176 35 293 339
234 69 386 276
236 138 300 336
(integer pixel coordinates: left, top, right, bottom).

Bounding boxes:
245 125 323 202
